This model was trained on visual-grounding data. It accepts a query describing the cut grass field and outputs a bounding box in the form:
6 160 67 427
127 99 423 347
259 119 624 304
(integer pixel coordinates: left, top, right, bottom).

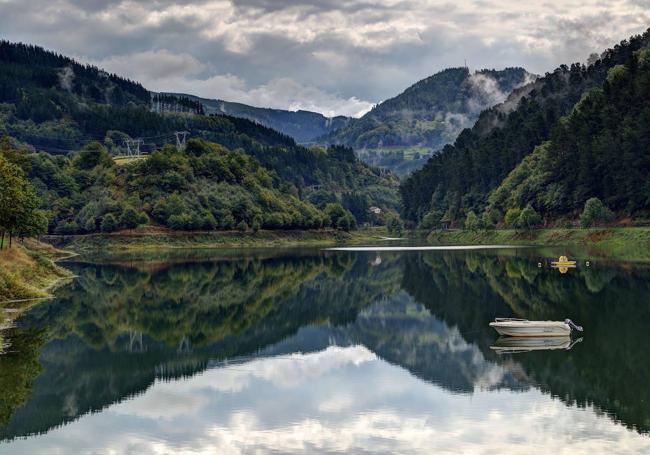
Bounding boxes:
0 240 74 304
112 155 148 166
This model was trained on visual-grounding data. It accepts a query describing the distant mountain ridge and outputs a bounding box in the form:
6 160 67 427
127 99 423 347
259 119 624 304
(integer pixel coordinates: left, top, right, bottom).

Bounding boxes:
166 93 351 143
321 67 535 151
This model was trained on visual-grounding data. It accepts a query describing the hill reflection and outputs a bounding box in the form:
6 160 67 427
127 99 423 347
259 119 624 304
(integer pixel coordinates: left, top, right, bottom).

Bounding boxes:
1 249 649 440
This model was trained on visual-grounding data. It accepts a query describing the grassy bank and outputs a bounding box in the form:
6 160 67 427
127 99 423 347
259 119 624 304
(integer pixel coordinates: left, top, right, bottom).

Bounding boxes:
426 227 650 261
0 240 74 304
42 227 393 254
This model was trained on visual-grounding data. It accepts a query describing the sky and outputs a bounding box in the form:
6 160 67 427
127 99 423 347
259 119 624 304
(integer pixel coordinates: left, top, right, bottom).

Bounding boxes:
1 0 649 117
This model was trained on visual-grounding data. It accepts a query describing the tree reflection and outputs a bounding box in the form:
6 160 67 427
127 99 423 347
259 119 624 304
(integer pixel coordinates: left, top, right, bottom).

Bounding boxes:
2 249 650 440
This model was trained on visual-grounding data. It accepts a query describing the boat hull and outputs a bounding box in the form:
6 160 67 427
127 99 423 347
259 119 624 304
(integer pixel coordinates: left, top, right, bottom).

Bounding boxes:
489 321 571 337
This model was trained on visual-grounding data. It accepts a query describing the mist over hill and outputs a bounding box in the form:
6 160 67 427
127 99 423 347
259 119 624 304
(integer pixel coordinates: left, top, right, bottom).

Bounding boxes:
322 67 535 150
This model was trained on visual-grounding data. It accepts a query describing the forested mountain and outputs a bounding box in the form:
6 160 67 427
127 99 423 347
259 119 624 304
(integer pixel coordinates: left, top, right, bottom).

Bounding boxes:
322 67 533 151
486 47 650 220
0 41 399 235
402 29 650 226
0 41 150 108
168 93 350 143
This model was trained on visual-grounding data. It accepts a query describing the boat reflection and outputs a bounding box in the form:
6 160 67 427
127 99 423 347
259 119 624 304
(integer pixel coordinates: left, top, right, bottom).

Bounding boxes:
490 336 583 354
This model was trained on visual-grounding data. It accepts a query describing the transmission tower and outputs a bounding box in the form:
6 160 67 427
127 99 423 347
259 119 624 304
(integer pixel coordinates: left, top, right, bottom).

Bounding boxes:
123 139 143 157
174 131 189 152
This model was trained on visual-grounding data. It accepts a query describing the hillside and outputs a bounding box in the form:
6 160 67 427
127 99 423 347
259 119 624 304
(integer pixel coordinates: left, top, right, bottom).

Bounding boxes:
2 133 398 235
402 29 650 226
322 67 533 152
486 47 650 221
168 93 350 143
0 41 399 234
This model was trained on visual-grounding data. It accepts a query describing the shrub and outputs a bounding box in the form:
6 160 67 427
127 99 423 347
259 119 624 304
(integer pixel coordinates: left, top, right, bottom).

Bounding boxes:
516 204 542 230
580 197 614 228
464 211 479 231
325 203 357 230
386 214 404 236
100 214 117 232
119 206 141 229
336 214 356 232
419 210 442 230
504 208 522 228
168 213 192 230
83 217 97 233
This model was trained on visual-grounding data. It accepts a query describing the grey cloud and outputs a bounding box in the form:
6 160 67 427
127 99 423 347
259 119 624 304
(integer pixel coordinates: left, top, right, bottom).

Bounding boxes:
1 0 648 116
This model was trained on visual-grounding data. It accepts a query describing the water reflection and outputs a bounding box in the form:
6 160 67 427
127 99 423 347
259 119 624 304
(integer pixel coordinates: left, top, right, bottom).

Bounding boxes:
1 249 650 452
490 336 583 354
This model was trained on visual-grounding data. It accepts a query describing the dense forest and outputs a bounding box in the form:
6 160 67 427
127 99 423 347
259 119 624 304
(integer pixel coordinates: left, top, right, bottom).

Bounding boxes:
402 29 650 227
0 136 397 234
0 41 399 235
486 49 650 220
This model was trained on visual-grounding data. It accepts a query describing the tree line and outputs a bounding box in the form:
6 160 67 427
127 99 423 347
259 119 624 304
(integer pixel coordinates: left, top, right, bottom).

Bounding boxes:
401 29 650 228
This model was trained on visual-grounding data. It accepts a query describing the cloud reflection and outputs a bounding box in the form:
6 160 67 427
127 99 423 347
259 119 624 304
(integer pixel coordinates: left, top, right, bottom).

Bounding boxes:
3 345 649 454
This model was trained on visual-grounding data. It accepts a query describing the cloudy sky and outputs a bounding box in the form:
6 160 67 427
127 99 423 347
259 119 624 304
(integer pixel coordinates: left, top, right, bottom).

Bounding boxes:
1 0 649 117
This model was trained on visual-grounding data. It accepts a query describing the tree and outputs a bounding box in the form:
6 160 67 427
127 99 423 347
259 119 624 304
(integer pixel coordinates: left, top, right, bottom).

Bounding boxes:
325 203 357 230
386 214 404 236
516 204 542 230
419 210 442 230
0 155 47 247
101 213 118 232
580 197 614 228
464 211 479 231
119 206 142 229
504 208 521 228
336 214 356 232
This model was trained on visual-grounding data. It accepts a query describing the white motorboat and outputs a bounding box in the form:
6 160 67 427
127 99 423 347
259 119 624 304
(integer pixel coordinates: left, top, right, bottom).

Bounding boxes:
489 318 583 337
490 336 583 354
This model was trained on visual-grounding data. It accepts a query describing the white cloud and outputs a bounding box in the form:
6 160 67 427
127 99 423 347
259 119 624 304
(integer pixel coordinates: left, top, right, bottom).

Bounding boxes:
1 0 649 116
3 345 649 454
98 51 375 117
95 49 206 81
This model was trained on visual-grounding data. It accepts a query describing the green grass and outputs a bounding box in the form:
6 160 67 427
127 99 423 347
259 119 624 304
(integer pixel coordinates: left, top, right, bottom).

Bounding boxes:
0 241 74 304
426 227 650 262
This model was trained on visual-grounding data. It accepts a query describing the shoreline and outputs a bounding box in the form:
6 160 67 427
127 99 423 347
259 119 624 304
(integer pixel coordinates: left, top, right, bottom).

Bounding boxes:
41 227 394 253
426 227 650 262
0 240 75 306
5 226 650 303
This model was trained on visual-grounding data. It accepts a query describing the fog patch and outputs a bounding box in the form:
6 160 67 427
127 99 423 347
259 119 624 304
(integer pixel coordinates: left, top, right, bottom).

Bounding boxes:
58 66 75 91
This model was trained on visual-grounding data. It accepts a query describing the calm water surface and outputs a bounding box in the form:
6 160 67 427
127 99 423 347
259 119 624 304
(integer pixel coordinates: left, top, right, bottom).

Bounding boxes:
1 246 649 454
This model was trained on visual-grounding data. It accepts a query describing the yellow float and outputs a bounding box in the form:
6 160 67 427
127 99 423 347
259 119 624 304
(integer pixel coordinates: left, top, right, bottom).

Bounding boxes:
551 255 577 274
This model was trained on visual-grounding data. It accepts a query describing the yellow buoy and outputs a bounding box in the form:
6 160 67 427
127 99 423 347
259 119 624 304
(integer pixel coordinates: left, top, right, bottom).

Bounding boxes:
551 255 577 273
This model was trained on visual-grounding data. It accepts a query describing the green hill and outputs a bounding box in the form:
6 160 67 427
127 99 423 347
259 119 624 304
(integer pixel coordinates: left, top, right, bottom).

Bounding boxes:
486 48 650 221
0 41 399 235
402 29 650 226
322 67 533 151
